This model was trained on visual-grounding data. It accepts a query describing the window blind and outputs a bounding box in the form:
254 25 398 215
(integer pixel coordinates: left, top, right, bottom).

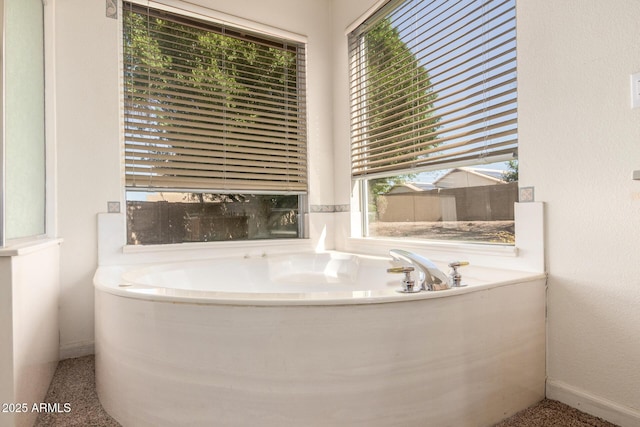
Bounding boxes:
349 0 517 178
123 2 308 193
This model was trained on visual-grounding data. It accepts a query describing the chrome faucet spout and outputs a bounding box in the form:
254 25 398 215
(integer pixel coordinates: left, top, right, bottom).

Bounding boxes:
389 249 450 291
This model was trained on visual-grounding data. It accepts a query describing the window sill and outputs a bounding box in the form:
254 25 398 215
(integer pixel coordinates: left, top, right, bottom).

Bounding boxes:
0 237 63 257
343 236 526 272
122 238 312 255
341 203 544 273
345 237 517 259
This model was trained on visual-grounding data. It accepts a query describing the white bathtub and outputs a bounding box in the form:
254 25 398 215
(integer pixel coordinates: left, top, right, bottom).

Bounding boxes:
94 251 546 427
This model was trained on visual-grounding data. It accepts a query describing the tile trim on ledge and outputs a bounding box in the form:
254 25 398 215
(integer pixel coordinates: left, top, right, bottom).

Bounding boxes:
310 204 350 213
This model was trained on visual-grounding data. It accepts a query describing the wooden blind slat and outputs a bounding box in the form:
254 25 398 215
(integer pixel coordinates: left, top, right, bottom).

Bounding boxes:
123 2 307 192
349 0 517 178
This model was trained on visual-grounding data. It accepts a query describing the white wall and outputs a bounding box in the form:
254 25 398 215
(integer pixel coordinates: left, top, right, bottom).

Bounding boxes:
330 0 379 247
55 0 122 357
54 0 335 357
518 0 640 424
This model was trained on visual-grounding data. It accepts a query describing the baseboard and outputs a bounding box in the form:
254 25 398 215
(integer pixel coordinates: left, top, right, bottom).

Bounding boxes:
546 379 640 427
59 341 94 360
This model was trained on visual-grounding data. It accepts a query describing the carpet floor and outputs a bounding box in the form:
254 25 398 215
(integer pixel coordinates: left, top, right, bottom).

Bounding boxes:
35 356 620 426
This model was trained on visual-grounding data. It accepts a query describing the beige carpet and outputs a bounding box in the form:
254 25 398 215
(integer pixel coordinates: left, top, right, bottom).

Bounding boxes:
36 356 619 426
495 399 619 427
35 356 119 427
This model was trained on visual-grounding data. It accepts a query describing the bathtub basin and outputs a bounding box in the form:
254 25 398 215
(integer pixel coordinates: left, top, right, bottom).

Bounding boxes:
94 251 546 426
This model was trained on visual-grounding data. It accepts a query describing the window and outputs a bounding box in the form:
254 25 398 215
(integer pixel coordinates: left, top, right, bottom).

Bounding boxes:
349 0 518 244
126 191 301 245
122 2 307 244
3 0 46 244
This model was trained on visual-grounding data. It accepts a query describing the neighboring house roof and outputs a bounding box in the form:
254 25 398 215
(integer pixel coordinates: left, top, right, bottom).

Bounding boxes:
386 167 507 194
465 168 507 181
387 182 436 194
145 192 187 202
433 167 506 188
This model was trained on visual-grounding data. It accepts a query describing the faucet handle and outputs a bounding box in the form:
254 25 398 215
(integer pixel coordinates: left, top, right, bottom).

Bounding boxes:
448 261 469 268
387 266 415 273
387 266 419 293
448 261 469 287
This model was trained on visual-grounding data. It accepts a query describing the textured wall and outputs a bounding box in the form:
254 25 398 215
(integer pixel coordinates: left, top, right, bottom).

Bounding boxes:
517 0 640 420
55 0 122 357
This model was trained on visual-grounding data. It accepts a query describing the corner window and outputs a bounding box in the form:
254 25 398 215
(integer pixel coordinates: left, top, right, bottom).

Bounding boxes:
349 0 517 244
122 2 307 245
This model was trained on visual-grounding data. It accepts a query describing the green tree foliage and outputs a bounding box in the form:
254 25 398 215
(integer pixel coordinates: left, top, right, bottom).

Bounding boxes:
357 18 440 213
364 19 439 152
503 159 518 182
123 9 298 133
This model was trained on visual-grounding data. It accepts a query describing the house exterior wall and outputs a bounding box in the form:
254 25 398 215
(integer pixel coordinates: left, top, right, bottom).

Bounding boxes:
377 182 517 222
